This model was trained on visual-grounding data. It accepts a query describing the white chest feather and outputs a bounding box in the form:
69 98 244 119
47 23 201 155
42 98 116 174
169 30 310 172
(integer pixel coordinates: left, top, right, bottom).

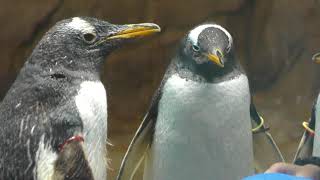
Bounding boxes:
144 74 254 180
75 81 107 180
33 81 107 180
35 135 57 180
313 95 320 156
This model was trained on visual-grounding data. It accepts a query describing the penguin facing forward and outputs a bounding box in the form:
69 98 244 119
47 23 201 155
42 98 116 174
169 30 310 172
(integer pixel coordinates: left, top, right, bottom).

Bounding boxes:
117 23 283 180
0 17 160 180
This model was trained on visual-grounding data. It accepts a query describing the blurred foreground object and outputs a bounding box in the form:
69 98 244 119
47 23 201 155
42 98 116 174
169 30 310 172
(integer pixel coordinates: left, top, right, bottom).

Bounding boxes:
243 173 312 180
263 162 320 180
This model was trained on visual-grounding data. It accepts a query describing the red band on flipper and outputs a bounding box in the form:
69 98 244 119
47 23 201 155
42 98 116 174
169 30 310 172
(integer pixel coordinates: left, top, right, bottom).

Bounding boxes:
308 131 315 137
58 135 84 152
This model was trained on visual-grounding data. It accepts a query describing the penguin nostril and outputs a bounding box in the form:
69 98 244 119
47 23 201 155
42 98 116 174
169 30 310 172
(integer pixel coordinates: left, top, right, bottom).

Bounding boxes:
216 49 223 58
50 73 66 79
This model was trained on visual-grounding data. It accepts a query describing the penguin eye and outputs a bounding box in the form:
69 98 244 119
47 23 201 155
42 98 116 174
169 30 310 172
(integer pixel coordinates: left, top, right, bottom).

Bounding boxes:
82 33 97 43
192 45 201 52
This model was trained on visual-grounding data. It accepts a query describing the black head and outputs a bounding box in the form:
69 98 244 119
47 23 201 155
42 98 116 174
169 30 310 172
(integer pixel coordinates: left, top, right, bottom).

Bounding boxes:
27 17 161 74
174 23 239 82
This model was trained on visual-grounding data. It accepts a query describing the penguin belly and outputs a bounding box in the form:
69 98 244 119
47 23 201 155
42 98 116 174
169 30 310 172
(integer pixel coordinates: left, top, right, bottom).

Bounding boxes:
313 95 320 156
75 81 108 180
33 81 107 180
144 74 254 180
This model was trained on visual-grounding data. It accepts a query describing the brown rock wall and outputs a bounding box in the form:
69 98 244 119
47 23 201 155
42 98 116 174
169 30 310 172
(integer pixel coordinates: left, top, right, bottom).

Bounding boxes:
1 0 320 178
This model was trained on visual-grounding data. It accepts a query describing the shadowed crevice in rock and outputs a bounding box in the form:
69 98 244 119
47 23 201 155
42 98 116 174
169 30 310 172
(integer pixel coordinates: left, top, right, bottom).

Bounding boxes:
204 0 253 17
0 0 66 101
19 0 65 47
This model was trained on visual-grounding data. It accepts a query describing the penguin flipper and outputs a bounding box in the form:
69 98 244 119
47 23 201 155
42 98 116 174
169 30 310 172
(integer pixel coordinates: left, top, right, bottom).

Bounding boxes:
294 104 316 162
250 102 285 172
117 76 166 180
294 123 314 162
117 112 155 180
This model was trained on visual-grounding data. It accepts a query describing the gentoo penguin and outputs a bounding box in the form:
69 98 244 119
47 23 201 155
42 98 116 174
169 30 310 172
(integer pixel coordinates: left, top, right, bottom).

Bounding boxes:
117 23 283 180
0 17 160 180
294 52 320 163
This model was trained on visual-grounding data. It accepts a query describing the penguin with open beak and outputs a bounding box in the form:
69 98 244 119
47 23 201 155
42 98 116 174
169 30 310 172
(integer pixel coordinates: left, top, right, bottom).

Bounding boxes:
117 23 283 180
0 17 160 180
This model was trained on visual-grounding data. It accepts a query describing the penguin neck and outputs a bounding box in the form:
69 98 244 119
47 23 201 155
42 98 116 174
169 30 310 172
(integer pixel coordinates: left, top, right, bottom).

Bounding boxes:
19 51 107 82
170 54 243 83
19 62 101 82
25 41 108 79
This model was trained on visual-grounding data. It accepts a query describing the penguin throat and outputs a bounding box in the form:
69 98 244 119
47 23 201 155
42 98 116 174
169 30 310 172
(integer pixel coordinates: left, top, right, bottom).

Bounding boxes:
27 42 108 75
173 55 241 83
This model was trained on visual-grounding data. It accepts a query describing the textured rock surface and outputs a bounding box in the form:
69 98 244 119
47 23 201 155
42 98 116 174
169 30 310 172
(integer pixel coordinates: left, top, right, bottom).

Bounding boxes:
1 0 320 179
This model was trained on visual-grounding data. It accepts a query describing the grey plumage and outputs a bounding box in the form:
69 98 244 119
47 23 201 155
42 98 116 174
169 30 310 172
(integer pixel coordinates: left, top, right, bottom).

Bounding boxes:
0 17 160 180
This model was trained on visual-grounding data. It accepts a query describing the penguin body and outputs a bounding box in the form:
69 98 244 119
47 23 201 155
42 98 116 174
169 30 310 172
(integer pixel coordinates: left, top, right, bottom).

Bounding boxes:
75 80 108 179
0 17 160 179
117 23 283 180
144 73 253 180
294 53 320 162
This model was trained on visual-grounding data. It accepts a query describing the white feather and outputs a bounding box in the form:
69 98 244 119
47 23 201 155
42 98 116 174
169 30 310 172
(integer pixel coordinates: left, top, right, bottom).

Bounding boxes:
35 135 57 180
33 81 107 180
144 74 254 180
188 24 233 50
67 17 95 33
75 81 107 180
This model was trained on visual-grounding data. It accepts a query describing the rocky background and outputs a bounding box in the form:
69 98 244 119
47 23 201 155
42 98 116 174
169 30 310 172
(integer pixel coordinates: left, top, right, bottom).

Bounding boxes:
1 0 320 179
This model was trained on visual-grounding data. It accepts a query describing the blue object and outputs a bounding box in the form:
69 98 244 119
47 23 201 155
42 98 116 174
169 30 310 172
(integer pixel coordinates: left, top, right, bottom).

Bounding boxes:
243 173 312 180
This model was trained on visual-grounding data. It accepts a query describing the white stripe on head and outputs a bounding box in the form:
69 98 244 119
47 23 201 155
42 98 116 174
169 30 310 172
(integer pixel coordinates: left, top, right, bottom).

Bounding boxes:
67 17 95 33
188 24 233 50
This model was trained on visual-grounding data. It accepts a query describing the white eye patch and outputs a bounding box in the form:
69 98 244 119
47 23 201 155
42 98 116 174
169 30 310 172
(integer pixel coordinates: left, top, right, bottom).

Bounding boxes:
67 17 95 33
188 24 233 51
